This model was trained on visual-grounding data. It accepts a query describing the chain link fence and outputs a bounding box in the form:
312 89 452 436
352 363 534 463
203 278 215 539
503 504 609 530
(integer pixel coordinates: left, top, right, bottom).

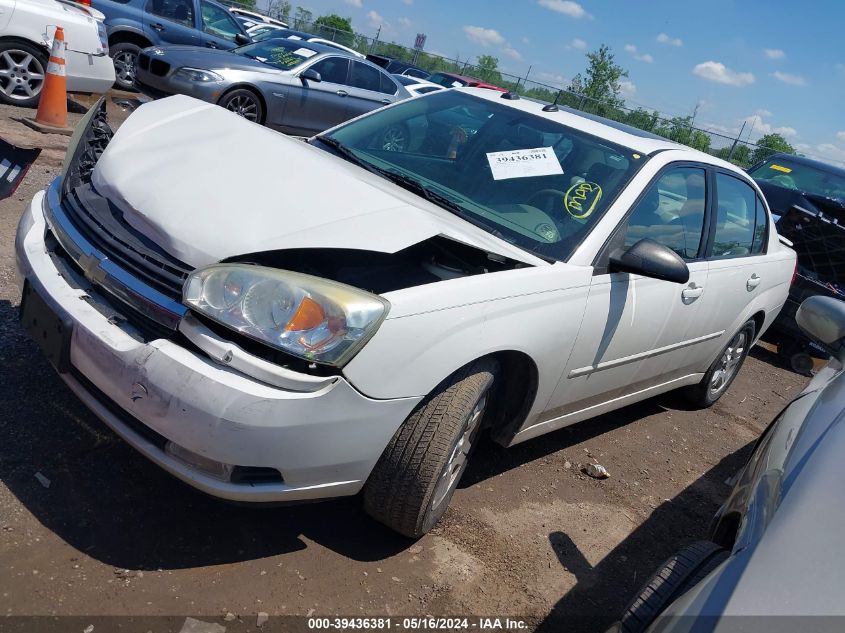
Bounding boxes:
221 1 812 168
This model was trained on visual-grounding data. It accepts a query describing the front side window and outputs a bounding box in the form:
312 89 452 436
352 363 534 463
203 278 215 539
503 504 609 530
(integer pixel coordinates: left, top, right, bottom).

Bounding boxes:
320 91 647 262
309 57 350 84
620 167 707 260
712 173 758 258
147 0 194 26
200 0 241 41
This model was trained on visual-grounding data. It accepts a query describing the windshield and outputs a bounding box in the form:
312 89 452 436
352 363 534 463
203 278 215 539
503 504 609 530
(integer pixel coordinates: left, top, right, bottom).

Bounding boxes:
320 91 646 261
749 157 845 200
232 39 317 69
427 73 467 88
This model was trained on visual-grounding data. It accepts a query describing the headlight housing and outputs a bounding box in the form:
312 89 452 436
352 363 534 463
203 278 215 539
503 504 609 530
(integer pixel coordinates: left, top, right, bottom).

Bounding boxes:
183 265 389 367
173 67 223 82
61 97 112 195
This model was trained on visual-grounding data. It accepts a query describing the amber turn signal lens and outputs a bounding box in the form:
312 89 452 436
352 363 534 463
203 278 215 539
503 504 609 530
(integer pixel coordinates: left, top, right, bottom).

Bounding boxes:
286 296 326 331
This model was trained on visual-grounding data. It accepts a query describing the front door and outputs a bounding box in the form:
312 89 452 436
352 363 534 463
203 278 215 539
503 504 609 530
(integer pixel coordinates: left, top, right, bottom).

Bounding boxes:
198 0 243 49
143 0 200 46
542 165 715 427
281 56 351 135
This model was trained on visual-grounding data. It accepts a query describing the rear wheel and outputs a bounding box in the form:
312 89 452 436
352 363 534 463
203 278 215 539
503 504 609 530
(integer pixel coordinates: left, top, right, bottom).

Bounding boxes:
363 359 498 537
618 541 729 633
684 320 755 408
219 88 264 124
0 41 48 108
110 42 142 91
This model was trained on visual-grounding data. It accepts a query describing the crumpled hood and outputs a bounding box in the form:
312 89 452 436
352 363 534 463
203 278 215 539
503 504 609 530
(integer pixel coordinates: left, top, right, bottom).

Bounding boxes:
92 95 544 268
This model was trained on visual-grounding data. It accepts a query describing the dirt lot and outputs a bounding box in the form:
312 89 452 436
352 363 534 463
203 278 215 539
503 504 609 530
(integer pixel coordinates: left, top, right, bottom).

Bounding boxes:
0 96 808 632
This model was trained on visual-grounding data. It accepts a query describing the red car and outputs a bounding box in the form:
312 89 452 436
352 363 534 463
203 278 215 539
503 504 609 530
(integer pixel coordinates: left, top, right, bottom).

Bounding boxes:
425 71 508 92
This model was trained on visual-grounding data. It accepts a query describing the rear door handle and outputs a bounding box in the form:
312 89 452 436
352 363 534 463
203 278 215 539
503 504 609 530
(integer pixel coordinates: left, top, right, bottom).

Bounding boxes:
151 22 165 32
747 274 761 290
682 282 704 300
336 89 348 97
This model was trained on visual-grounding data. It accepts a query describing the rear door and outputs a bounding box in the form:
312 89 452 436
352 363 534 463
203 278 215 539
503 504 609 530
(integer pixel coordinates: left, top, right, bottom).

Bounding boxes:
198 0 244 49
279 55 351 135
143 0 201 46
345 60 400 119
543 165 714 426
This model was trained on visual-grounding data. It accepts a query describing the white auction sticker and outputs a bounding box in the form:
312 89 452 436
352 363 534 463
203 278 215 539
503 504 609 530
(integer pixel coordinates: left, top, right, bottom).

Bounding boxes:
486 147 563 180
294 48 318 58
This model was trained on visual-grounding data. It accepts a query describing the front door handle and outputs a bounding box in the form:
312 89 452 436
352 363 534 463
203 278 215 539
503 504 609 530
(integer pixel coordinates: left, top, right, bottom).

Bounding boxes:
151 22 165 32
682 282 704 300
747 274 761 290
381 98 391 104
205 41 220 48
336 89 348 97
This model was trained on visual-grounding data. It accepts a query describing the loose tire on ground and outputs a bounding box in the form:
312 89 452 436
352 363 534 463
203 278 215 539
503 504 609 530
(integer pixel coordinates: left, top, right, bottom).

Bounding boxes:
0 40 48 108
110 42 142 91
617 541 729 633
363 358 499 538
684 320 755 408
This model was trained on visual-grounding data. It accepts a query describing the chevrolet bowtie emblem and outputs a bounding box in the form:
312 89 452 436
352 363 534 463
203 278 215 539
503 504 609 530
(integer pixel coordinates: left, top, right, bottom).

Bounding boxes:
77 253 109 286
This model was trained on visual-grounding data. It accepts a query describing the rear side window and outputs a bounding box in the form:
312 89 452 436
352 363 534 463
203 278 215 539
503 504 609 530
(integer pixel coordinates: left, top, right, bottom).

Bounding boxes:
712 174 758 258
309 57 350 84
350 62 382 92
378 71 397 95
147 0 194 26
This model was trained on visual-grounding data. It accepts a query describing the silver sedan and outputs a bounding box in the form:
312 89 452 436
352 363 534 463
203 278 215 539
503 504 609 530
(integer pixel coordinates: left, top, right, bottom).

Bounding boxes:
134 38 410 136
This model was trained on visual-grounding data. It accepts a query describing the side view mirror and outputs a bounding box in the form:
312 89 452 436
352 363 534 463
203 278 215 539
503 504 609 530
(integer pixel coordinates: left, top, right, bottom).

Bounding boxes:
608 238 690 284
235 33 251 45
796 296 845 359
300 68 321 83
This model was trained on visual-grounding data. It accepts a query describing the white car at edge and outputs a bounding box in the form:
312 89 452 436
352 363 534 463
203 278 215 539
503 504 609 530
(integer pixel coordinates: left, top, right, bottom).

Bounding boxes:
0 0 115 107
15 88 795 537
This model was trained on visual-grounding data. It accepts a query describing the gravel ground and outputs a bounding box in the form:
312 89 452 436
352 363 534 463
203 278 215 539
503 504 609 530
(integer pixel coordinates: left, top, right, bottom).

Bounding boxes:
0 96 808 632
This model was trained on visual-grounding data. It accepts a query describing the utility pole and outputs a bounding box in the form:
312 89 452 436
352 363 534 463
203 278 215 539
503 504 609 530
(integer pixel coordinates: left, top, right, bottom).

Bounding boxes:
369 25 380 54
727 121 746 161
516 65 532 92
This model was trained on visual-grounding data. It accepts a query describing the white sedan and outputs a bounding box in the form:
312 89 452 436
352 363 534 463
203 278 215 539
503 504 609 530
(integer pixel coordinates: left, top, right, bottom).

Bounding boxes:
0 0 114 107
15 89 795 537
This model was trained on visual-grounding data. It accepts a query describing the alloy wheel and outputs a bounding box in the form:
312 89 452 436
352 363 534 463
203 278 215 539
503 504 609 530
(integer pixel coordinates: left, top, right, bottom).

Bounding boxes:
0 50 45 102
225 94 259 122
113 50 137 86
709 330 747 397
430 392 489 512
381 126 407 152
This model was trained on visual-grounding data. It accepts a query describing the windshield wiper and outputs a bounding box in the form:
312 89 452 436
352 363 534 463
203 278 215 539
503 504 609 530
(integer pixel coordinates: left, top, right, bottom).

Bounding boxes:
313 136 381 173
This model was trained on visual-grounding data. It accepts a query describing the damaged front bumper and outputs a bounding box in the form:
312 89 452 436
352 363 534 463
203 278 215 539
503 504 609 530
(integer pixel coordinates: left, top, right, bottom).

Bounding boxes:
15 183 422 502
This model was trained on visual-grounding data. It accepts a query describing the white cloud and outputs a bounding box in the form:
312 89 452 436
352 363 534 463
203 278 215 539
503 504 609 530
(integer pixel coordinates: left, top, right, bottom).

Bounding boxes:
397 17 411 28
401 0 413 4
535 71 568 86
344 0 362 6
521 36 530 45
755 108 773 118
837 131 845 141
462 25 505 46
620 80 636 98
740 111 798 140
693 61 754 87
771 70 806 86
656 32 682 47
815 143 845 166
774 126 797 138
367 10 385 28
537 0 589 19
764 48 785 60
503 46 523 61
625 44 653 63
569 38 587 50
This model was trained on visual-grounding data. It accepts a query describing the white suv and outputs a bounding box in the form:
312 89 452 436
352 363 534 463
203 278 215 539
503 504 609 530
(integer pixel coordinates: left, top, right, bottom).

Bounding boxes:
0 0 114 107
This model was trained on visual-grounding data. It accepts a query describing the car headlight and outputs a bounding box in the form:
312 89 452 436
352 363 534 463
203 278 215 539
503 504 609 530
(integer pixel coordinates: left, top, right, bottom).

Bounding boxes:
173 67 223 82
183 264 389 366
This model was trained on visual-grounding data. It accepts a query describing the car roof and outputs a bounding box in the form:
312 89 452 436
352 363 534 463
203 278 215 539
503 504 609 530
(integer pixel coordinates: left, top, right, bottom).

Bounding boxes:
754 152 845 177
458 88 746 173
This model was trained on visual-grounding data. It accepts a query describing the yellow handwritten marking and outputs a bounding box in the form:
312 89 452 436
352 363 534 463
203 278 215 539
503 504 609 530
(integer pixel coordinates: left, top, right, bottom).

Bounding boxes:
769 164 792 173
564 181 603 220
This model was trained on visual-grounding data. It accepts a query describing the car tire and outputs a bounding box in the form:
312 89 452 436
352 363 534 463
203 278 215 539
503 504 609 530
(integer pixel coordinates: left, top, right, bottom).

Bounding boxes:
684 320 755 408
617 541 729 633
218 88 264 124
0 40 49 108
363 358 499 538
380 124 410 152
110 42 142 91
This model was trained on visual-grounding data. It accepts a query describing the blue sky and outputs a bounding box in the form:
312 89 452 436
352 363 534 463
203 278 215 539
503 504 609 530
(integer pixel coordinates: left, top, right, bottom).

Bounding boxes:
265 0 844 164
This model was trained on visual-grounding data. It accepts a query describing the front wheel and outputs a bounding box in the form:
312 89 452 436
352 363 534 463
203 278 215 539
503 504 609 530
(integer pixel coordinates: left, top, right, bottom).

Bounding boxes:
0 41 48 108
685 320 755 408
218 88 264 124
363 359 498 537
110 42 142 91
380 124 410 151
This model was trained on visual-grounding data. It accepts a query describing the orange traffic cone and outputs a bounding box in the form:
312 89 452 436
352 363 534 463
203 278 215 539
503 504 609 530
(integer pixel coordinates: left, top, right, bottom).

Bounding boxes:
21 27 72 135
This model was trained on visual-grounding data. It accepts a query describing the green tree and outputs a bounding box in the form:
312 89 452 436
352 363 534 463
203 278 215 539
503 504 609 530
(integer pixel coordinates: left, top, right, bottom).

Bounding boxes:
475 55 503 85
751 133 795 164
267 0 291 21
567 44 628 117
313 14 354 45
624 108 659 132
293 6 313 28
